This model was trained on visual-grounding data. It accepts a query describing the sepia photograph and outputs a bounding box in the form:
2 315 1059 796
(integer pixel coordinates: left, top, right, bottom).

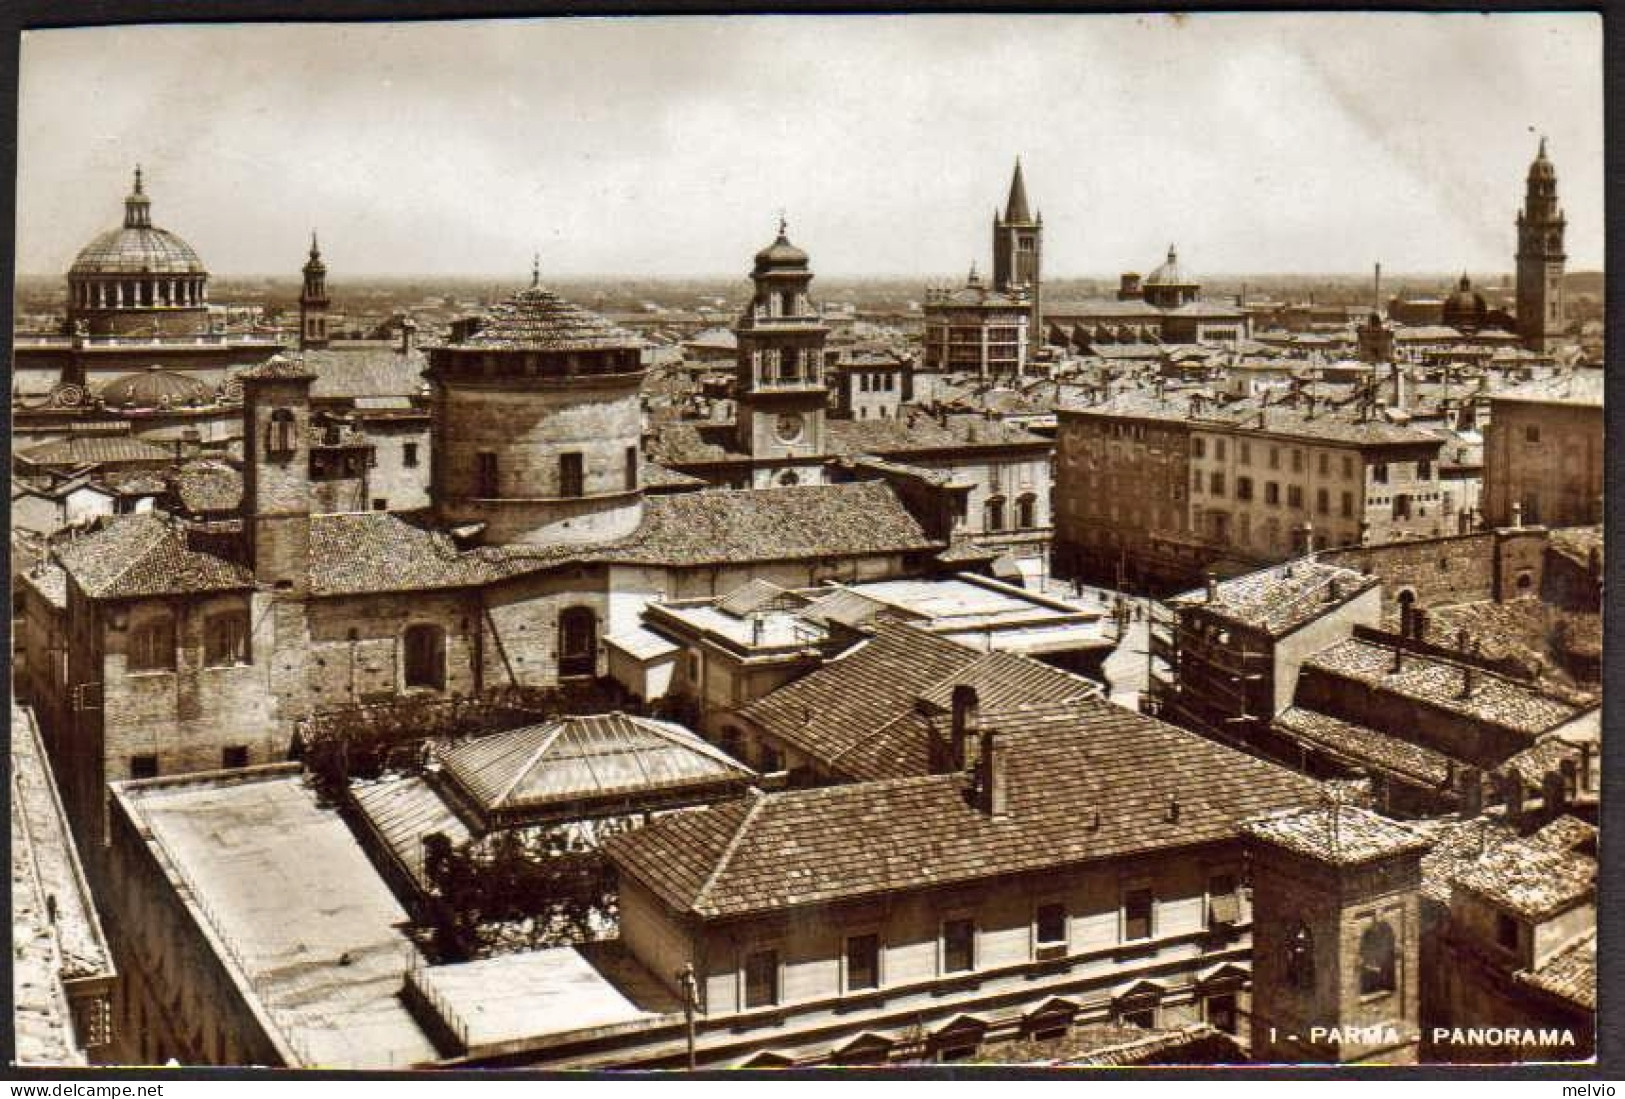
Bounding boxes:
7 10 1606 1075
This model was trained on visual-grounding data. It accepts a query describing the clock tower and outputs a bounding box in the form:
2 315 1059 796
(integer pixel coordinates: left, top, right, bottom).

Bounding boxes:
734 219 830 486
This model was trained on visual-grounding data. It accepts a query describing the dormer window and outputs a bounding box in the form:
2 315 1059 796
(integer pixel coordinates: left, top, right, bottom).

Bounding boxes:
267 408 297 456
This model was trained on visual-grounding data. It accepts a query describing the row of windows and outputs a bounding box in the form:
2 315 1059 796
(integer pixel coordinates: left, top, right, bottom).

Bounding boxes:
983 494 1039 532
855 372 897 393
475 448 638 497
739 876 1239 1009
127 611 250 673
129 744 250 780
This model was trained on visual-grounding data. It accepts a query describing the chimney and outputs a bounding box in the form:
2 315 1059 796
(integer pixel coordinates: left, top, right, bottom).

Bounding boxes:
1459 765 1483 819
751 616 764 646
950 684 978 772
1510 501 1523 529
1459 660 1477 699
1559 758 1579 803
1412 607 1428 643
1505 772 1526 822
1373 262 1382 314
1390 641 1404 673
1578 742 1594 794
978 727 1009 818
1542 769 1566 816
1205 573 1219 604
1325 577 1342 603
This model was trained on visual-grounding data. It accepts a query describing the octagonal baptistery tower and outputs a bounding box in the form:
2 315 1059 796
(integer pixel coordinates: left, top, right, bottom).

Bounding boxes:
426 273 647 546
67 168 211 338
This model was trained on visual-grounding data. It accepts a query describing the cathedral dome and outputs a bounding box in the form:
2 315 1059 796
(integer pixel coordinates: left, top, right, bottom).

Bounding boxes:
98 366 213 409
68 170 206 277
1145 245 1195 287
1441 274 1487 331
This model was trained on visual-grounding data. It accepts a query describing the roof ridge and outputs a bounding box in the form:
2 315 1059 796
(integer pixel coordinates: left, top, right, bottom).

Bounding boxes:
492 721 565 809
692 791 769 915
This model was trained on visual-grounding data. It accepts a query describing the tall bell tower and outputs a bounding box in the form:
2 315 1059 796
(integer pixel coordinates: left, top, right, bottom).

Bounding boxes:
299 232 331 351
1243 802 1429 1065
733 218 829 486
1515 137 1566 353
992 159 1042 346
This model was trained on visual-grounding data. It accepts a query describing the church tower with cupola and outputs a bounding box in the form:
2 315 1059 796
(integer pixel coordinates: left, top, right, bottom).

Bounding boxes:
299 232 331 351
991 159 1042 345
1516 137 1566 353
732 219 830 488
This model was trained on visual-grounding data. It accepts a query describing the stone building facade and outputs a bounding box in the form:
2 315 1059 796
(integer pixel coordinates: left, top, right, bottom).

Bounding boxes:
1482 370 1602 529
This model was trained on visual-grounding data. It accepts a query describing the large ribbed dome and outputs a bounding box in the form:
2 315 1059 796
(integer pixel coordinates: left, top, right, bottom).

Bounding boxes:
69 169 206 276
1145 244 1195 287
98 366 213 409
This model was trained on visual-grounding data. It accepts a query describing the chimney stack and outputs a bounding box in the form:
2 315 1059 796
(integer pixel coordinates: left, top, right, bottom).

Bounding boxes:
950 684 979 772
1560 758 1579 803
1504 772 1526 823
1459 659 1477 699
1542 769 1566 816
978 726 1009 818
1511 501 1523 530
1459 765 1483 819
1391 640 1405 673
1578 741 1594 794
1205 573 1219 604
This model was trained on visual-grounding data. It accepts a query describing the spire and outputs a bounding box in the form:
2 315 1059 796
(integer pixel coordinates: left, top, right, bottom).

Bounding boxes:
133 164 144 195
309 230 321 259
777 209 788 240
1537 134 1547 160
531 252 541 288
124 164 152 229
1004 158 1033 223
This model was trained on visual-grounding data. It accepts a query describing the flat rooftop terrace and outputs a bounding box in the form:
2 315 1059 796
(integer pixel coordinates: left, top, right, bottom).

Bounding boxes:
121 770 439 1069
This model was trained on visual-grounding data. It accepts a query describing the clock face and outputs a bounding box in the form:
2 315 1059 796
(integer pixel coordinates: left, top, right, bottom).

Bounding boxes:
775 412 805 443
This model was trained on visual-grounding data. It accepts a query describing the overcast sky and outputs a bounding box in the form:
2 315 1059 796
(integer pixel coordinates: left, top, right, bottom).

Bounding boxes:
15 13 1603 279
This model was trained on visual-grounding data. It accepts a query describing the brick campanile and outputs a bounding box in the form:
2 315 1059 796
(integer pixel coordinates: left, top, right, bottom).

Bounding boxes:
239 354 316 595
1243 802 1429 1065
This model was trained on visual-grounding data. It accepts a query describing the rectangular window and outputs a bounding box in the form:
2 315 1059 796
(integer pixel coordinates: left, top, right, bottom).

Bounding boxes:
1120 1004 1156 1029
476 451 498 497
1208 472 1225 497
845 934 880 992
1208 873 1240 927
744 949 779 1008
1373 462 1389 484
1525 424 1541 444
130 754 159 780
1123 887 1154 942
1264 482 1280 506
1394 494 1412 520
1417 459 1433 480
1318 452 1330 476
128 617 176 673
1316 488 1329 515
1235 476 1253 501
1287 485 1304 509
625 445 639 492
1207 993 1238 1034
1342 455 1355 479
204 611 250 667
1214 438 1226 461
1291 449 1304 473
1192 469 1203 495
1193 437 1206 459
1036 902 1067 947
1238 442 1250 465
559 452 584 498
403 442 419 468
221 745 249 769
1269 446 1280 470
372 498 387 511
1341 491 1355 518
942 917 976 973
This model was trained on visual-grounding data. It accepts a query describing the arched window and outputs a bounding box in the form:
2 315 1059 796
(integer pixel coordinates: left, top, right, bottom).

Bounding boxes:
267 408 297 455
1016 493 1038 529
985 496 1007 533
1358 921 1397 997
1285 922 1315 991
402 623 447 691
559 606 598 678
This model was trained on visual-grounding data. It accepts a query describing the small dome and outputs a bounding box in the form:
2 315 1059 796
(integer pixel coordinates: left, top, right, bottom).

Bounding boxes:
98 366 213 409
753 219 810 271
1145 244 1195 287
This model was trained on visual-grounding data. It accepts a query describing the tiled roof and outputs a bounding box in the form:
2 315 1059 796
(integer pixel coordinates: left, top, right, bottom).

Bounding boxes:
19 563 68 610
800 587 923 630
1169 561 1377 637
1273 706 1453 787
1302 638 1583 738
436 714 753 822
1450 836 1594 920
609 482 942 568
309 512 523 596
738 623 976 782
236 354 318 381
96 470 168 497
436 286 640 352
1241 803 1429 867
640 461 707 490
1046 299 1167 318
605 696 1321 919
1515 929 1595 1011
1502 735 1592 792
1491 369 1603 408
1530 815 1596 854
1057 391 1199 423
171 459 243 514
913 649 1101 715
824 412 1049 456
54 515 252 600
1191 401 1443 447
1547 526 1603 570
304 347 428 401
16 435 174 469
645 421 748 465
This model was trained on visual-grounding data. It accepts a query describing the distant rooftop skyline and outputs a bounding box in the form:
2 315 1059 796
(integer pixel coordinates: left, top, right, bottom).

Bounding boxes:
16 13 1604 279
